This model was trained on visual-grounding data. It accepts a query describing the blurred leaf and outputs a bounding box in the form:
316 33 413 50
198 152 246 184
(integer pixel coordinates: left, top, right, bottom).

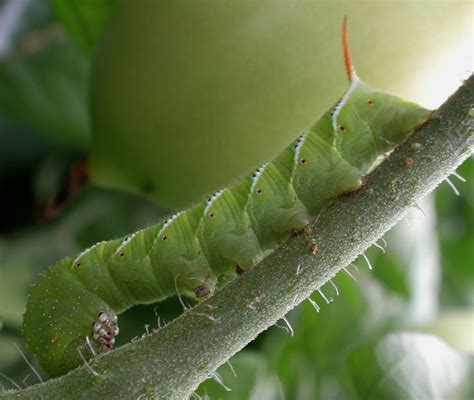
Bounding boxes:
0 35 90 149
31 151 80 206
422 310 474 355
0 117 54 178
436 159 474 307
197 352 281 400
348 332 474 400
50 0 116 55
0 136 83 233
0 334 43 388
0 254 36 328
368 196 441 324
264 272 411 400
365 246 411 299
0 0 53 57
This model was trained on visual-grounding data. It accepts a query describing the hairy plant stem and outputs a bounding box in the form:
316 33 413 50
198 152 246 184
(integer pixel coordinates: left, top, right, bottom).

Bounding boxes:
5 76 473 400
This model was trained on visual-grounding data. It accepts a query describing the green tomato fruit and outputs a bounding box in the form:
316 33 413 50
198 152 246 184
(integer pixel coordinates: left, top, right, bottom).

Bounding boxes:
90 0 471 208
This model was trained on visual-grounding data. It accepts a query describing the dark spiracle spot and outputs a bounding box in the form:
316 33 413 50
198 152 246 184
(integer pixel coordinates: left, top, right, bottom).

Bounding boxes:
255 188 262 195
367 99 374 106
193 283 211 298
299 158 307 165
75 262 81 268
208 212 215 219
119 252 124 257
338 125 346 132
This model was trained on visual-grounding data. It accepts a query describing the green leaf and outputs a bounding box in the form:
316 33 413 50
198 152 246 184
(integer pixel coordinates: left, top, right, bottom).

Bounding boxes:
0 335 33 383
348 332 474 400
197 352 281 400
0 36 90 149
0 254 36 329
50 0 117 56
436 159 474 307
0 117 54 179
266 270 414 399
422 310 474 354
266 273 366 399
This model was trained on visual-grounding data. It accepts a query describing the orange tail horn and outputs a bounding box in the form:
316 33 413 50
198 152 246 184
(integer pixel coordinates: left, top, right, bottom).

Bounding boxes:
342 16 357 82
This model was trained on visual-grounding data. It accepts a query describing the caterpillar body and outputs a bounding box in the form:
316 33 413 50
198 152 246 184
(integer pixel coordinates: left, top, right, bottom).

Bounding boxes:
23 19 430 377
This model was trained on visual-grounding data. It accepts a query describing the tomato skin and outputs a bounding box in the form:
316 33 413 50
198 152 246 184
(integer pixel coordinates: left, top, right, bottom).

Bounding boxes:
90 0 470 208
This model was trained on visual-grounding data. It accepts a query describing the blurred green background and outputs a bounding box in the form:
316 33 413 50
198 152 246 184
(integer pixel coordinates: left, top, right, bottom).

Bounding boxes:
0 1 472 399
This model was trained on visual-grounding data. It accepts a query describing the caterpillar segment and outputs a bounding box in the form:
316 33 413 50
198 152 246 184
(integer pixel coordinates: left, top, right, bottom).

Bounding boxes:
23 20 431 377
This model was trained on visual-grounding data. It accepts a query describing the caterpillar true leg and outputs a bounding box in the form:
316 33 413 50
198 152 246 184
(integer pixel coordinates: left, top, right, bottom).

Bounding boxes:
91 311 119 351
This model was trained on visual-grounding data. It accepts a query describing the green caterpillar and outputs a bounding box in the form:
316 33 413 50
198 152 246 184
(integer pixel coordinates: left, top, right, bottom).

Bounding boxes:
23 19 430 378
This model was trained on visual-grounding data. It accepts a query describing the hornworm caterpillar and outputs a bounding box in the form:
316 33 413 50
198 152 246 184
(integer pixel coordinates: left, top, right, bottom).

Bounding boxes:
23 18 431 377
